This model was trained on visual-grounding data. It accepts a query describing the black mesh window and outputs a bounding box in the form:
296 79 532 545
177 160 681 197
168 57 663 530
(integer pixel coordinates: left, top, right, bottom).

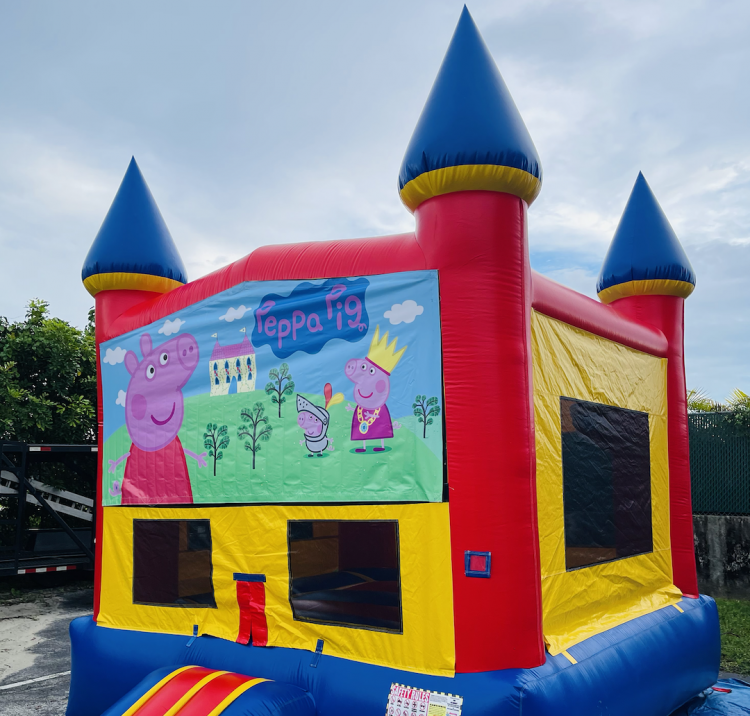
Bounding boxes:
561 398 653 570
288 520 402 633
133 519 216 607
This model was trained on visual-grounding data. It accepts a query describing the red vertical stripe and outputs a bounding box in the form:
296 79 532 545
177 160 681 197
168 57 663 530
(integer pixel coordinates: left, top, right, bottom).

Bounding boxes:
415 191 544 672
236 581 268 647
93 289 161 621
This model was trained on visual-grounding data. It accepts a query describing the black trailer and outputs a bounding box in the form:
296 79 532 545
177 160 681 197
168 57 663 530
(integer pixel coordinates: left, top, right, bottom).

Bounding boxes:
0 442 97 577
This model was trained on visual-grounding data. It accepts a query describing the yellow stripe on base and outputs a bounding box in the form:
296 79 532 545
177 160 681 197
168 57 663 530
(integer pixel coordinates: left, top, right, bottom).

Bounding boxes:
597 279 695 304
83 272 185 297
121 665 196 716
561 650 578 665
163 671 228 716
673 604 685 613
399 164 542 212
206 678 267 716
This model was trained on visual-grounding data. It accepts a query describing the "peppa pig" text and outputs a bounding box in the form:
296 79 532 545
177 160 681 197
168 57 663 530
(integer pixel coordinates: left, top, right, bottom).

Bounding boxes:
252 277 369 358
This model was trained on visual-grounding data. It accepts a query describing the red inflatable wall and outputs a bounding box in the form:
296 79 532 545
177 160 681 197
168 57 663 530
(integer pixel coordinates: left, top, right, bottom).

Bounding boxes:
415 191 545 671
93 288 161 620
607 294 699 598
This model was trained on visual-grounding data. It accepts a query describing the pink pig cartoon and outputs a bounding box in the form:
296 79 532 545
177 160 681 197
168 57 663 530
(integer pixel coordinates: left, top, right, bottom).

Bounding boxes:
107 332 207 504
345 325 406 452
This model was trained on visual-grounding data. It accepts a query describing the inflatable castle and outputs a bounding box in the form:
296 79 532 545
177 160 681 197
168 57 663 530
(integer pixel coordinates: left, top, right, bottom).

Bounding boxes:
68 8 720 716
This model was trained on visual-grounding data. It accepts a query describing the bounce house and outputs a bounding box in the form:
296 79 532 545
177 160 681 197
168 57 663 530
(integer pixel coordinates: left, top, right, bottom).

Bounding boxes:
68 8 720 716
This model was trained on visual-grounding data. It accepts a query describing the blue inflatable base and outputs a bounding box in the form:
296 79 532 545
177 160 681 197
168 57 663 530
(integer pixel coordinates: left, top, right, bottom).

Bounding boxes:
68 595 720 716
673 679 750 715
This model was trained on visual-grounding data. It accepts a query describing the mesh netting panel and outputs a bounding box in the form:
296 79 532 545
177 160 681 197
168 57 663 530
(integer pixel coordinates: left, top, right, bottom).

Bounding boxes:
689 412 750 515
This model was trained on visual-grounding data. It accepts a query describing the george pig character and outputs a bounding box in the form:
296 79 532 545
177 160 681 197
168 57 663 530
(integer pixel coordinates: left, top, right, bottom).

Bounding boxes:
345 325 406 452
296 383 344 457
107 332 207 504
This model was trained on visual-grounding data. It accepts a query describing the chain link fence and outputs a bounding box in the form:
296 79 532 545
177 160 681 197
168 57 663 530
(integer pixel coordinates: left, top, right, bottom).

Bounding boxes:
689 412 750 515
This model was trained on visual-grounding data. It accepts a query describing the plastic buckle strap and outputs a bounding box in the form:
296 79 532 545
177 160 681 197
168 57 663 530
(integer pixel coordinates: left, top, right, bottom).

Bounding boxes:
187 624 198 647
310 639 324 668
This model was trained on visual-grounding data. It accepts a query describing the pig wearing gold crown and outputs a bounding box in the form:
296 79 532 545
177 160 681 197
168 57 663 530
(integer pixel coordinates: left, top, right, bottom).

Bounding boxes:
345 325 406 452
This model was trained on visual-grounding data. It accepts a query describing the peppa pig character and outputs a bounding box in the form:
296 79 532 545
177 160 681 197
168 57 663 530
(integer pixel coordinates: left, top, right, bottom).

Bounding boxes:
296 383 344 457
345 325 406 452
107 332 207 504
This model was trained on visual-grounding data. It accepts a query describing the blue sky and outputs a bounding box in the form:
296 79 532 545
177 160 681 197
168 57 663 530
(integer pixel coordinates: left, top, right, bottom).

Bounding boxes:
1 1 748 402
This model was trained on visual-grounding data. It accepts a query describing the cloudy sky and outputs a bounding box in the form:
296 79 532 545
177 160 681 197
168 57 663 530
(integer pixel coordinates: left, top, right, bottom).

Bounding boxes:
1 1 748 401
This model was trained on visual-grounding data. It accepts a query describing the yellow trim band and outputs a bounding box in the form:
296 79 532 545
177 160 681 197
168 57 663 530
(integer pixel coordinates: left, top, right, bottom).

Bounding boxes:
121 665 196 716
673 604 685 613
561 650 578 665
163 671 228 716
83 272 185 297
598 279 694 304
206 678 267 716
399 164 542 212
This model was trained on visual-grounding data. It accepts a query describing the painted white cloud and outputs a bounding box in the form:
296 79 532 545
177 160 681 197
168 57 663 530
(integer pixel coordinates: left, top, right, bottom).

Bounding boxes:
384 300 424 325
115 390 126 407
158 318 185 336
220 305 249 322
103 347 127 365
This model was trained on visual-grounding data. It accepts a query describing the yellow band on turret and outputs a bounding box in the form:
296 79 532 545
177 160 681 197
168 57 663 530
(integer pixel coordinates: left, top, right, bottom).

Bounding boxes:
598 279 695 305
83 272 185 297
399 164 542 213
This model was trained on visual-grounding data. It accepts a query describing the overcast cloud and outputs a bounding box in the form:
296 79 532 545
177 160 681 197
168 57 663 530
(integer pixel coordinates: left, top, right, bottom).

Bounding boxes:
1 0 748 401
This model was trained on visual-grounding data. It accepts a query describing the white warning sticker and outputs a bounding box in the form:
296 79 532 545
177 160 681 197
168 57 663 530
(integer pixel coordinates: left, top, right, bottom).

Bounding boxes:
386 683 463 716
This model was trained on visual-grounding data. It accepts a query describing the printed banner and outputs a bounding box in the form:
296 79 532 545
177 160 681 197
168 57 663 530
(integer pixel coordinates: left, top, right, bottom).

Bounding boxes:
100 270 444 505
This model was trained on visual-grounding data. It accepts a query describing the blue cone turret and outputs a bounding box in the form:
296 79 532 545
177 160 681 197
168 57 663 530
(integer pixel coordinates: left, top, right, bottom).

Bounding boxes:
398 6 542 212
82 157 187 296
597 172 695 304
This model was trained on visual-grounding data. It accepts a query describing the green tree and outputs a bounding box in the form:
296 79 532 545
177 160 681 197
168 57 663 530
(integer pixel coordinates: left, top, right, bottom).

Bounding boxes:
686 388 724 413
238 402 273 470
726 389 750 434
265 363 295 418
0 300 96 444
413 394 441 438
203 423 230 476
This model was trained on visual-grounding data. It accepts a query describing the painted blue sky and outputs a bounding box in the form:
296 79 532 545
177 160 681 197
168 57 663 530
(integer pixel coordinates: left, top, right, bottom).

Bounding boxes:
1 1 749 402
100 271 442 441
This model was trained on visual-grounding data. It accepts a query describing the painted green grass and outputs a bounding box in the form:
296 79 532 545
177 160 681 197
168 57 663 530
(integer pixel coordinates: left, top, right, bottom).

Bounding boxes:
716 598 750 675
103 389 442 505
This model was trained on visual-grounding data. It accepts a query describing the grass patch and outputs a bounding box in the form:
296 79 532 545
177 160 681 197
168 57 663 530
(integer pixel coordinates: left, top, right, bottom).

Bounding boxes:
716 598 750 675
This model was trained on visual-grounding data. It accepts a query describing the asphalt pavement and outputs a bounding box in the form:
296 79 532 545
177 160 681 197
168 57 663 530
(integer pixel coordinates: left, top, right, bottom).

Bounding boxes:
0 589 93 716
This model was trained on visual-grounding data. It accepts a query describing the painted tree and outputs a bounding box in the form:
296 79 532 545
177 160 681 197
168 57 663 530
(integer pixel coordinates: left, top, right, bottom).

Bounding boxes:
265 363 295 418
203 423 230 476
238 402 273 469
413 395 441 439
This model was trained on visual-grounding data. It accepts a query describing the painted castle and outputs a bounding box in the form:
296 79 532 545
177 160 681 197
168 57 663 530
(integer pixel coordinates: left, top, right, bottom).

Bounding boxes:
209 334 256 395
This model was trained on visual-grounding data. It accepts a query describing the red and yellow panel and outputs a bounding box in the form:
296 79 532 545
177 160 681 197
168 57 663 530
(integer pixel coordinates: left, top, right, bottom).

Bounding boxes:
121 665 265 716
99 503 455 677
